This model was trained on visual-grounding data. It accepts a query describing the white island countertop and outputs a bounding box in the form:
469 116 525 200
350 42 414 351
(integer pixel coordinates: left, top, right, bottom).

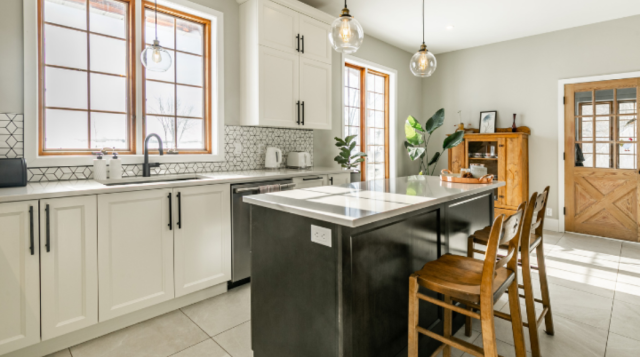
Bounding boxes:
243 175 505 227
0 167 349 204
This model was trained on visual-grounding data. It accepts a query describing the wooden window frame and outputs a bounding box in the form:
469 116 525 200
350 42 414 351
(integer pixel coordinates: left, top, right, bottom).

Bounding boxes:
37 0 137 156
141 2 212 154
344 63 390 181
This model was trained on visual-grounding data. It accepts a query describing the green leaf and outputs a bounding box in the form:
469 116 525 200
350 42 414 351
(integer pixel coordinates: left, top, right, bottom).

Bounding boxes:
406 146 426 161
344 135 357 144
355 158 365 163
351 152 367 158
335 142 344 147
405 116 425 146
404 141 414 148
427 152 441 166
443 131 465 150
417 171 423 176
340 151 350 159
424 108 445 134
349 141 356 151
334 137 346 145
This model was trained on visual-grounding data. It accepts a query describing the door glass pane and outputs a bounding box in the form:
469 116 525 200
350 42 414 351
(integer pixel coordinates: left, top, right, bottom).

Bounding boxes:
90 34 126 75
576 143 593 167
617 88 636 113
177 118 204 149
44 0 87 30
91 112 127 149
44 25 88 70
45 67 88 109
44 109 88 149
176 18 203 55
90 0 127 39
595 89 614 111
595 143 612 168
618 143 637 170
575 91 592 115
594 117 612 141
146 116 175 149
619 115 637 141
576 117 593 141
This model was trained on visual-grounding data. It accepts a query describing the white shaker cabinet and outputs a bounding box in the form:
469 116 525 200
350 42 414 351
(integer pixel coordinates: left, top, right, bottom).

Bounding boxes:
40 196 98 340
328 173 351 186
259 46 300 128
97 189 175 321
0 201 40 355
258 0 299 53
173 184 231 297
299 14 332 64
299 57 332 129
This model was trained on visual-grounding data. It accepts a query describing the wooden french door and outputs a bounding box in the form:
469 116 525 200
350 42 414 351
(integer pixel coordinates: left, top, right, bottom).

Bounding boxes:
565 78 640 241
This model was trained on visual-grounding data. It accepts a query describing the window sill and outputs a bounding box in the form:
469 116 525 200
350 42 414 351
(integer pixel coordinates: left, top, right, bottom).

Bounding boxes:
24 153 226 167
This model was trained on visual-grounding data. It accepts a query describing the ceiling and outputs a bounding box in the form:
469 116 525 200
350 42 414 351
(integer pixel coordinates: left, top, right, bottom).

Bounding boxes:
299 0 640 54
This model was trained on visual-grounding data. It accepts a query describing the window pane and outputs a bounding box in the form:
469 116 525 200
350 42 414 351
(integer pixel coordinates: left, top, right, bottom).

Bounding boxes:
366 73 374 91
91 112 127 149
90 34 126 75
90 73 126 112
176 53 203 86
594 117 612 141
575 91 592 115
145 10 174 49
375 94 384 110
346 88 359 107
145 80 175 115
176 18 203 55
44 25 87 70
44 109 88 149
177 85 203 117
146 51 175 82
345 107 359 126
45 0 87 30
618 143 637 170
619 115 637 141
595 143 612 168
90 0 126 39
177 118 204 149
367 92 375 109
45 67 88 109
368 128 384 145
375 75 384 92
146 116 175 149
348 68 360 89
375 111 384 128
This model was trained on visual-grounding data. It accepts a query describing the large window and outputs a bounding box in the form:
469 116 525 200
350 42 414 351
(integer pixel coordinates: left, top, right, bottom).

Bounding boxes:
344 63 389 180
39 0 135 155
142 3 211 153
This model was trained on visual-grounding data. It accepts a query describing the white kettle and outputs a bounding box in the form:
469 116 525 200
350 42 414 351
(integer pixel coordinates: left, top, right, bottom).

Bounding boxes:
265 147 282 169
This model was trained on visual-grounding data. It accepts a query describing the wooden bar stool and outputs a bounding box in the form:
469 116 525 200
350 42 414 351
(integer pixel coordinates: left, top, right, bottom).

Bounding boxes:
408 202 527 357
466 187 554 357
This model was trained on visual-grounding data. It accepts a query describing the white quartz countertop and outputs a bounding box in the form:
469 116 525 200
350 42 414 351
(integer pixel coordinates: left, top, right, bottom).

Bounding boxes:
0 167 349 203
243 175 505 227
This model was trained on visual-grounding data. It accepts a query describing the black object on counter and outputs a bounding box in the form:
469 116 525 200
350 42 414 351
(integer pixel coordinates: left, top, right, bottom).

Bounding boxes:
0 157 27 187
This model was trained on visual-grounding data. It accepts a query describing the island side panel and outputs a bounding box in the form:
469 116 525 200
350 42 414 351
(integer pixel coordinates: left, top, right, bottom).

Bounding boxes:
444 193 494 256
250 205 339 357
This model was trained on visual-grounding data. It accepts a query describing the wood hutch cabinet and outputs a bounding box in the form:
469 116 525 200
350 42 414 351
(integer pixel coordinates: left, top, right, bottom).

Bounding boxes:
448 131 529 217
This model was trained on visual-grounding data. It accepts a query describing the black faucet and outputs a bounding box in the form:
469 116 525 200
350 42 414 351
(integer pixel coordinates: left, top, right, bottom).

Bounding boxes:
143 134 164 177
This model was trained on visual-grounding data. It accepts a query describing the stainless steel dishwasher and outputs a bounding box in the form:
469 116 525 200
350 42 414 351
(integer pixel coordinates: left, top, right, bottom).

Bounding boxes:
230 179 295 286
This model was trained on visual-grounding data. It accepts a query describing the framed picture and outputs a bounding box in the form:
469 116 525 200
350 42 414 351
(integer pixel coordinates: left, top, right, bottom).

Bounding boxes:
479 111 497 133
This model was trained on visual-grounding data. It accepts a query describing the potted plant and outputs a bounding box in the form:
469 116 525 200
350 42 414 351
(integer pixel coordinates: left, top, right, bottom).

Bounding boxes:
334 135 367 182
405 109 465 175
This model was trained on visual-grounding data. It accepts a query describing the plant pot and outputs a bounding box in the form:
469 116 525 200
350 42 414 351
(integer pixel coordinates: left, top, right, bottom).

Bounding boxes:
350 171 361 183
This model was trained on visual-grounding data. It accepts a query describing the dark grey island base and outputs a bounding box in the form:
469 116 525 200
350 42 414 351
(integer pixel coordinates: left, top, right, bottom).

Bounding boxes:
249 182 496 357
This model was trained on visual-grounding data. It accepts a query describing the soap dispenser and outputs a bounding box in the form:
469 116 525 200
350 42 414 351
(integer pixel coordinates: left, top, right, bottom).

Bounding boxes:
93 150 108 180
109 149 122 180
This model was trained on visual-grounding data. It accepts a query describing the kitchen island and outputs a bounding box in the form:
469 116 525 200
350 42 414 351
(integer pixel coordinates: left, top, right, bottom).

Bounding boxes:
244 175 505 357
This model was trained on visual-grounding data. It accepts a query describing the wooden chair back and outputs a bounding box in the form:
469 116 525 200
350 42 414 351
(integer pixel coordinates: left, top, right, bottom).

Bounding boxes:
532 186 550 237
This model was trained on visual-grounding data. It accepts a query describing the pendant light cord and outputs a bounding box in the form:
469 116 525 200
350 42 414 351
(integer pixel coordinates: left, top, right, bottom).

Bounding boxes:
422 0 425 45
345 0 347 9
154 0 158 42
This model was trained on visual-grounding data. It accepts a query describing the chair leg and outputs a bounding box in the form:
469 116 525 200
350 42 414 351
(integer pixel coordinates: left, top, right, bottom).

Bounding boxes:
408 275 420 357
444 295 452 357
480 299 499 357
465 237 474 337
521 251 541 357
536 241 555 336
507 281 527 357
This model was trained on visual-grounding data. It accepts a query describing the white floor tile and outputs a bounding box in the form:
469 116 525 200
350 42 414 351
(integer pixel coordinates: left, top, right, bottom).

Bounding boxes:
606 332 640 357
181 284 251 337
433 327 481 357
614 281 640 306
535 315 608 357
170 339 230 357
45 349 72 357
610 300 640 341
213 321 252 357
546 250 619 281
554 233 622 262
461 334 532 357
616 262 640 287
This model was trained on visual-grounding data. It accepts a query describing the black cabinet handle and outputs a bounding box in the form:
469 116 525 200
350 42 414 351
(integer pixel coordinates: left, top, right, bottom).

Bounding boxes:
301 101 305 125
301 35 304 53
177 192 182 229
297 101 301 125
296 34 300 52
45 204 50 253
303 177 323 181
330 177 334 185
168 193 172 230
29 206 34 255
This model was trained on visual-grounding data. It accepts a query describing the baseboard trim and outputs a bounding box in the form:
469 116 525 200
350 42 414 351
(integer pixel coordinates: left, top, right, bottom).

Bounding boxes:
4 283 227 357
545 218 560 232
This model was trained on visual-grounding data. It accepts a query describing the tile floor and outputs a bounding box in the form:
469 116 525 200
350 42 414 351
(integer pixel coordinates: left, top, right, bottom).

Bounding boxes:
46 231 640 357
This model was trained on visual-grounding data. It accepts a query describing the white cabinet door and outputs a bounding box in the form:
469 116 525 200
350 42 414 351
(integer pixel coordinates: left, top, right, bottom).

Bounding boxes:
329 173 351 186
173 184 231 297
98 189 174 321
0 201 40 355
260 46 300 128
40 196 98 340
258 0 299 53
299 14 332 64
299 57 332 130
293 175 327 189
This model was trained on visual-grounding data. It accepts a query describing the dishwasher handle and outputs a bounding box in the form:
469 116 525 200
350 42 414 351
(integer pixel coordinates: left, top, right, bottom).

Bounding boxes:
302 177 323 181
234 183 296 194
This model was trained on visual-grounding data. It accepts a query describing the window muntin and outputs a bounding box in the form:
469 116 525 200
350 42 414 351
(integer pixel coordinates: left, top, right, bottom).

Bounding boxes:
40 0 134 154
142 5 211 152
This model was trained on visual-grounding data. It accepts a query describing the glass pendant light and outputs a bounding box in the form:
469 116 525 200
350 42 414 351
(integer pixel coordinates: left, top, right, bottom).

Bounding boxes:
410 0 437 77
141 0 172 72
329 0 364 54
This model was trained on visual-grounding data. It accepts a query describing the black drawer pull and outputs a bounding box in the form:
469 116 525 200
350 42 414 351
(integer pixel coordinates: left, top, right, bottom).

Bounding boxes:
177 192 182 229
301 101 305 125
29 206 34 255
296 34 300 52
303 177 323 181
301 35 304 53
297 101 301 125
45 204 50 252
168 193 172 230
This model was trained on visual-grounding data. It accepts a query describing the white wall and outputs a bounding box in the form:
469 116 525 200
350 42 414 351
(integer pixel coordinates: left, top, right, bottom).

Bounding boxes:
422 14 640 220
313 35 423 176
0 0 23 114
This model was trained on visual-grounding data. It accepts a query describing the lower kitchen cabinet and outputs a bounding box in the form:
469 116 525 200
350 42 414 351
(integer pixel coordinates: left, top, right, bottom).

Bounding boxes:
0 201 40 355
98 189 175 321
173 184 231 297
40 196 98 340
327 173 350 186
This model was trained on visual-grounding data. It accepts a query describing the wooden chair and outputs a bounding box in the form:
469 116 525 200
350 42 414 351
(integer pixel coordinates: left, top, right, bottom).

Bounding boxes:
466 187 554 357
408 202 528 357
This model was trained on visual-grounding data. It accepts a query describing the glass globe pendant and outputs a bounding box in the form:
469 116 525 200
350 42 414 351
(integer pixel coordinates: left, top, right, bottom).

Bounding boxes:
410 0 437 77
141 0 172 72
329 1 364 54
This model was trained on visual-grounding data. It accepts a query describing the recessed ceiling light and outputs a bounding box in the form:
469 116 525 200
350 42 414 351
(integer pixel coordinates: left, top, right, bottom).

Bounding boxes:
446 25 455 30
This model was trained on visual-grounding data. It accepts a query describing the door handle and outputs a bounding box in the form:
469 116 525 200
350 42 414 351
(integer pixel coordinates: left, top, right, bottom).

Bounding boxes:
297 101 301 125
296 34 300 52
29 206 34 255
330 177 334 185
45 204 50 252
168 193 173 230
301 101 305 125
177 192 182 229
301 35 304 53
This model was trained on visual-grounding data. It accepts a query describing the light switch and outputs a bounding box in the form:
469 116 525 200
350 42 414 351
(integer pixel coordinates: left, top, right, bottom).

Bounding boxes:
311 225 332 248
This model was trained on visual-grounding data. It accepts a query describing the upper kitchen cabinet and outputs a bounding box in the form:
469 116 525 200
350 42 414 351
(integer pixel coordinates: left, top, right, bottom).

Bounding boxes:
239 0 333 130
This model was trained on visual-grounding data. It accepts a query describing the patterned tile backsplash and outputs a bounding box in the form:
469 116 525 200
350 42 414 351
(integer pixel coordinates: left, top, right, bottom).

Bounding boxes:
0 114 314 182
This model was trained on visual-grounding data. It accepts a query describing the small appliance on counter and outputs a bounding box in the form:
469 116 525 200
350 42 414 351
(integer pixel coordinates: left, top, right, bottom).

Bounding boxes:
0 157 27 187
287 151 311 169
265 147 282 169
